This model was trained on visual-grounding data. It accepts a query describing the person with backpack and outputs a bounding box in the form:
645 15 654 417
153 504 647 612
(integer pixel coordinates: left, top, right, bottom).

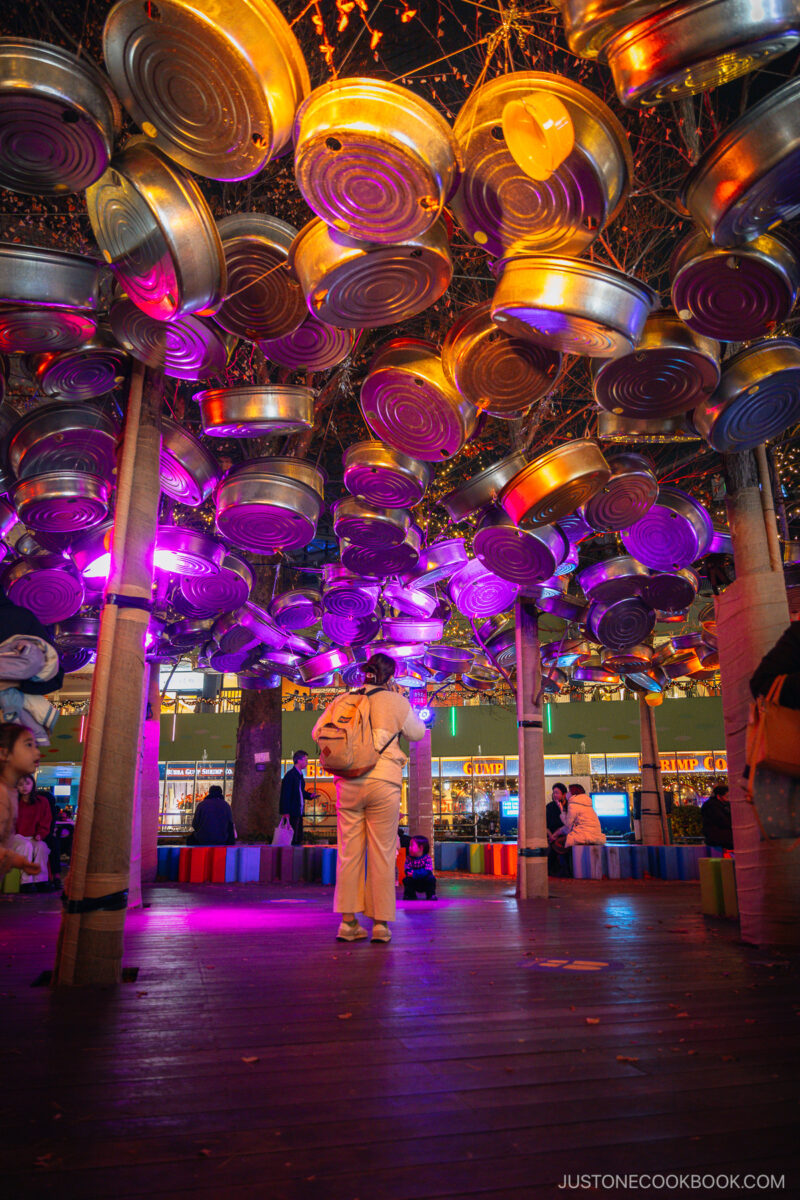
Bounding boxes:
312 652 427 944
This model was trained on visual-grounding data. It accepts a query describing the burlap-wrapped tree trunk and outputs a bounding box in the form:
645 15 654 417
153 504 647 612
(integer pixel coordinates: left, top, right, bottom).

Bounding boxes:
717 448 795 945
138 660 162 886
53 363 162 985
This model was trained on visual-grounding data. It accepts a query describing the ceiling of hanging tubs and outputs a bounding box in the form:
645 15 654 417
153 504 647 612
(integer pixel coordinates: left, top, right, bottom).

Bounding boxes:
1 0 796 687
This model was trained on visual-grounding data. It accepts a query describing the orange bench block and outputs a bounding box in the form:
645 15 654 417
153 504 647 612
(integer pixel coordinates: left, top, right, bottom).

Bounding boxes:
501 844 517 876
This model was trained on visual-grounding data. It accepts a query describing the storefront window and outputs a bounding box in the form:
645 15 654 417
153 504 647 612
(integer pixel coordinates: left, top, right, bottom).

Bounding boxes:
159 762 234 831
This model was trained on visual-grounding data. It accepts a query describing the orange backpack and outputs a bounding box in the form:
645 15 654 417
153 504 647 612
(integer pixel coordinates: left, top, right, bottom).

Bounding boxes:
312 688 397 779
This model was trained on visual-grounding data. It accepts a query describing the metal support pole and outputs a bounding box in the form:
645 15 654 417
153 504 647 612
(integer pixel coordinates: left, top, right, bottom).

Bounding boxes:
514 598 548 899
638 697 669 845
407 729 434 851
754 443 783 573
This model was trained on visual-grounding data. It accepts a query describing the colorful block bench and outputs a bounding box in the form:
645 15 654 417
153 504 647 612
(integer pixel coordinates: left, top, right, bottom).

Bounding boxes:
699 856 738 917
156 844 338 885
432 842 518 875
571 844 712 881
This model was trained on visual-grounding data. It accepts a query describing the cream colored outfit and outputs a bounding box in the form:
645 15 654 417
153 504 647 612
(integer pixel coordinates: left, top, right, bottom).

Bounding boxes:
334 688 426 921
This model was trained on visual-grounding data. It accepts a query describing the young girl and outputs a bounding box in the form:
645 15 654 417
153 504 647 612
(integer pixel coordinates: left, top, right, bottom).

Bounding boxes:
15 771 52 890
402 835 436 900
0 725 43 881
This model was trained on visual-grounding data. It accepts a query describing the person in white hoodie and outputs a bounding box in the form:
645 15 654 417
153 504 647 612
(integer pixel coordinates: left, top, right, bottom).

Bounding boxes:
560 784 606 847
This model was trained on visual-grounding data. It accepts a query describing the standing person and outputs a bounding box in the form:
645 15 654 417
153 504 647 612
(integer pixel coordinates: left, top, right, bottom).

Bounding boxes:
560 783 606 847
546 782 571 877
187 784 235 846
701 783 733 850
14 773 52 890
320 652 426 944
751 621 800 705
279 751 318 846
0 725 43 882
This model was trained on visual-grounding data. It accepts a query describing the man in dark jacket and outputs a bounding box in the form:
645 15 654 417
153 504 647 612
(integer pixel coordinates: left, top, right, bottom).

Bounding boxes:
188 785 235 846
751 622 800 706
279 750 317 846
546 782 570 877
701 784 733 850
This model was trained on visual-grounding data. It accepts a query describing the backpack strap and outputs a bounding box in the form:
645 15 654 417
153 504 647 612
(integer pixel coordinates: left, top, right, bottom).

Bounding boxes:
379 731 400 755
361 687 400 755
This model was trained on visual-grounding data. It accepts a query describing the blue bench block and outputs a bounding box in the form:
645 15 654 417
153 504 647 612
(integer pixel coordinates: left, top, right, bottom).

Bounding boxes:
657 846 680 881
237 846 260 882
320 847 337 885
164 846 181 881
224 847 239 882
571 845 605 879
308 846 324 882
433 844 443 870
615 846 632 879
439 843 460 871
676 845 706 880
156 847 169 879
628 846 647 879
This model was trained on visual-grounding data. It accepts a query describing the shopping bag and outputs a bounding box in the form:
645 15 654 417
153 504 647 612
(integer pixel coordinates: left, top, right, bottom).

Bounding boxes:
746 675 800 781
271 815 293 846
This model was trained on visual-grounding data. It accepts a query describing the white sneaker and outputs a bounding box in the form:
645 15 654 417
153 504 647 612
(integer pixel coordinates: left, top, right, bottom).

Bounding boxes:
336 920 367 942
371 922 392 943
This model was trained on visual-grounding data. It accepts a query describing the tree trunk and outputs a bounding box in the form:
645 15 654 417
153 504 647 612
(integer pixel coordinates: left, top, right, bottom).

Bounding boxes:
514 599 548 899
638 696 669 845
53 363 162 986
232 686 282 841
231 564 282 841
407 729 434 850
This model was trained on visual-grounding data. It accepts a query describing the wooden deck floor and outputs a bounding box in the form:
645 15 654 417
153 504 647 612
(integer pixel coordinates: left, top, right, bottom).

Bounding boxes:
2 877 799 1199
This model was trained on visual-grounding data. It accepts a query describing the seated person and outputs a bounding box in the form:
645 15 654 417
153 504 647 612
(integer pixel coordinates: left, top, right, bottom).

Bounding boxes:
402 835 436 900
546 782 572 876
1 726 44 882
701 784 733 850
13 773 52 891
187 785 235 846
559 784 606 847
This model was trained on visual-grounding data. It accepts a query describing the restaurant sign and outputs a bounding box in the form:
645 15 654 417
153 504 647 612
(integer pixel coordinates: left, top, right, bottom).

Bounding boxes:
162 762 235 779
657 752 727 774
464 758 505 776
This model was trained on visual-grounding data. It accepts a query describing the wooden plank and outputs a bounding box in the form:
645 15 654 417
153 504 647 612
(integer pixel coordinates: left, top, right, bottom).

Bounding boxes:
1 878 798 1199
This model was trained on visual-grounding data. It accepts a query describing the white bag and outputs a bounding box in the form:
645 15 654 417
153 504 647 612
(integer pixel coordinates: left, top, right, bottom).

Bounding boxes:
271 815 293 846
